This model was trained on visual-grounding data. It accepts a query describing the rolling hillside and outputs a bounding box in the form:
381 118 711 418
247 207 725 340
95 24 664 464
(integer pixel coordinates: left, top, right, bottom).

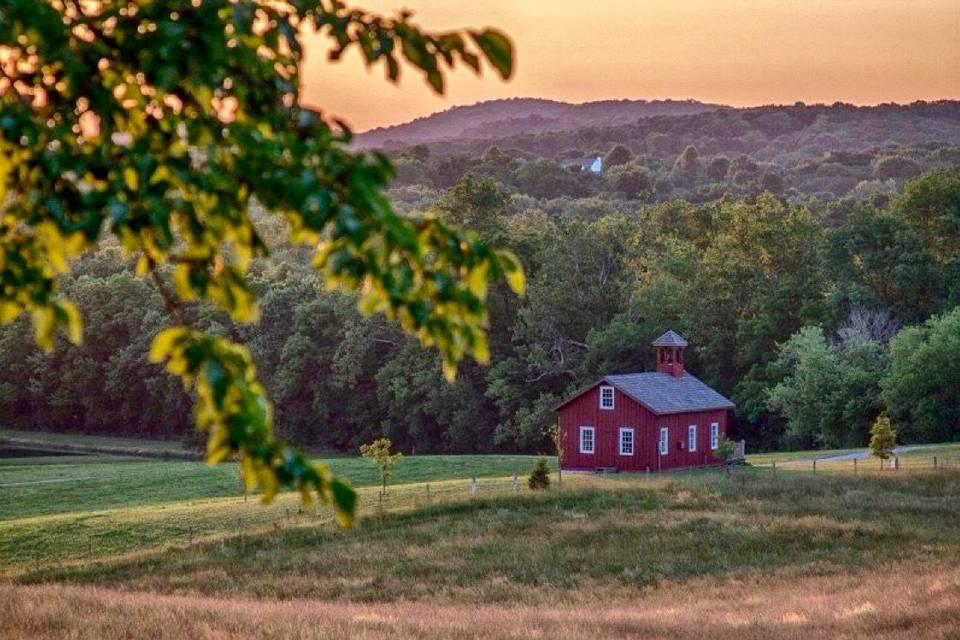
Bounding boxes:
354 97 721 148
357 100 960 166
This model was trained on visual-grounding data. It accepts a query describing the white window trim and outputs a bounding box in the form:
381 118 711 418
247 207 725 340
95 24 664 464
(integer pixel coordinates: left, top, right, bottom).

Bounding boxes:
579 426 595 454
688 424 697 453
619 427 635 456
599 385 615 410
710 422 720 450
658 426 669 455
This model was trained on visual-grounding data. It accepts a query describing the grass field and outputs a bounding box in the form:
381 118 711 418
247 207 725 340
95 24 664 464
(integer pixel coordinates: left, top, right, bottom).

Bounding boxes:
3 432 960 638
0 449 554 573
0 428 190 452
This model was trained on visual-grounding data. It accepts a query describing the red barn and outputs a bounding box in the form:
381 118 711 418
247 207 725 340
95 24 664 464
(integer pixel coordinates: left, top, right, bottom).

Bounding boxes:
556 331 734 472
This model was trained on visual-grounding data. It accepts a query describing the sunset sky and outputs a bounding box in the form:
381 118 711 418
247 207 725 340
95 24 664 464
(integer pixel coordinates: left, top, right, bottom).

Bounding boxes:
299 0 960 132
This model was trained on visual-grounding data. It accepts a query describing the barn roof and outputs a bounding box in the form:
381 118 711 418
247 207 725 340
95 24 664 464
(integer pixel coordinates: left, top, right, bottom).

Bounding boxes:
604 372 734 415
652 330 689 347
554 372 734 415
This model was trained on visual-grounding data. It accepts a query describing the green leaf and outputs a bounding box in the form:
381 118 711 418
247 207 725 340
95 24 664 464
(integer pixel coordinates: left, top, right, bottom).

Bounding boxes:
498 250 526 295
470 29 513 79
149 327 188 363
329 477 357 527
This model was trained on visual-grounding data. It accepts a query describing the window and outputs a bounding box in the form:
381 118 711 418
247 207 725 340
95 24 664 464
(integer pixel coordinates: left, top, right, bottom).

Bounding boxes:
599 385 615 410
580 426 595 454
710 422 720 450
658 427 669 455
619 428 634 456
688 425 697 452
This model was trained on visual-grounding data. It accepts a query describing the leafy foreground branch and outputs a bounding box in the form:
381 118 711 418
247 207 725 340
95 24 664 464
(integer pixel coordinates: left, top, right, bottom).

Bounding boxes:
0 0 520 522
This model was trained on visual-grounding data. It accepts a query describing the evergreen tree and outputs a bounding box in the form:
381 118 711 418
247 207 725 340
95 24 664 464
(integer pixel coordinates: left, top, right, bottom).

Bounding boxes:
528 457 551 490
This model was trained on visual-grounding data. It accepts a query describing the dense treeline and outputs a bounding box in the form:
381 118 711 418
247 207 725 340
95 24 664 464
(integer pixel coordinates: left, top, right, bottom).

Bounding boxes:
374 101 960 205
388 140 960 206
2 164 957 453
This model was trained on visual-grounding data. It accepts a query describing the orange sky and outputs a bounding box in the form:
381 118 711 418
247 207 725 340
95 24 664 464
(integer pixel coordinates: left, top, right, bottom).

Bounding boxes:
300 0 960 132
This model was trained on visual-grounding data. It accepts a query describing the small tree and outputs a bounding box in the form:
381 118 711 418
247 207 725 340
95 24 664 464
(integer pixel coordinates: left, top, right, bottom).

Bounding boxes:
360 438 403 495
528 457 551 490
869 415 897 467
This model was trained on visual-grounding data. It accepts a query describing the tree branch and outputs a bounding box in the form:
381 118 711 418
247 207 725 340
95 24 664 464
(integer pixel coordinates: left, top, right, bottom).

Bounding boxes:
147 261 186 326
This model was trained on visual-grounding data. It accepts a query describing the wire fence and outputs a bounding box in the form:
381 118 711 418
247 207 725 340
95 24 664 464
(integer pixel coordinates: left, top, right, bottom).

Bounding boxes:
753 453 960 476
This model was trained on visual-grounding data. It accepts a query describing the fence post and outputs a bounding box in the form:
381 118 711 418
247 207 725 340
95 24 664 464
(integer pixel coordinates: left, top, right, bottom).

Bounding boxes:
645 466 650 477
471 475 478 498
853 458 858 477
813 459 817 475
895 456 900 471
236 516 243 550
513 472 520 494
425 483 431 503
934 456 938 469
772 461 776 477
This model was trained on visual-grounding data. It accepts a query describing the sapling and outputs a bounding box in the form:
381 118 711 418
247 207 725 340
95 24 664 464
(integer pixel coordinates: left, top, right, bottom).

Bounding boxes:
360 437 403 495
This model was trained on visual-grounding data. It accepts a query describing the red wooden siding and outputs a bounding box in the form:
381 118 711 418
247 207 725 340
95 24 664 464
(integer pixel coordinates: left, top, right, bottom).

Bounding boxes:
558 383 728 472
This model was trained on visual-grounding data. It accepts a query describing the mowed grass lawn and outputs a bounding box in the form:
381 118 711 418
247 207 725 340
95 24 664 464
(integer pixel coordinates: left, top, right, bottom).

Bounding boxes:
0 450 553 572
0 428 192 452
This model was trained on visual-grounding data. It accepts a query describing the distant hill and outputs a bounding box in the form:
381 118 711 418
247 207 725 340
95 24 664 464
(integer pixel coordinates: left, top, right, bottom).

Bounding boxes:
354 98 721 149
374 101 960 165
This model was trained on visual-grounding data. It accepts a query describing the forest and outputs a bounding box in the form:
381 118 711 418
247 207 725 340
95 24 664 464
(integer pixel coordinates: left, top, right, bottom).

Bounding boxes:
2 102 959 454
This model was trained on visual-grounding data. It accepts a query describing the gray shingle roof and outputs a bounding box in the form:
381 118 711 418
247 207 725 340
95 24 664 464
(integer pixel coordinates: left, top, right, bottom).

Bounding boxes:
652 330 688 347
604 372 734 415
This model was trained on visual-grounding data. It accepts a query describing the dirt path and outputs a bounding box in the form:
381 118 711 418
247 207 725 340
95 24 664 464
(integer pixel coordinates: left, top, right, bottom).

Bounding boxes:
777 444 938 466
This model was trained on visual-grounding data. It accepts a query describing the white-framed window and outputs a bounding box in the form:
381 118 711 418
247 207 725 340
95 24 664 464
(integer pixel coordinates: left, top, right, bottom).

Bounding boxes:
658 426 669 455
579 426 595 454
710 422 720 450
619 428 634 456
688 424 697 452
599 385 615 410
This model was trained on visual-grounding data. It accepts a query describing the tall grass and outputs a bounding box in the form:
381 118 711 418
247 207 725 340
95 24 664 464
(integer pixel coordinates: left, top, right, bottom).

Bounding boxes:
3 558 958 639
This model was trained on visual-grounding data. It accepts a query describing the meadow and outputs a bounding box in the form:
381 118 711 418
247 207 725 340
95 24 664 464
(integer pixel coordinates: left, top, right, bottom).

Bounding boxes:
2 433 960 638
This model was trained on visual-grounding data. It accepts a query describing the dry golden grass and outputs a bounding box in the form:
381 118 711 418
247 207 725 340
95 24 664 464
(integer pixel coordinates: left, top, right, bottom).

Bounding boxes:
6 465 960 638
3 560 959 639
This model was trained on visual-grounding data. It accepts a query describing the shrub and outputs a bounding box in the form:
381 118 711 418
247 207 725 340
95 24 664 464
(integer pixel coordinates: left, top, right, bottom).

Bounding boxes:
715 437 737 464
528 457 551 490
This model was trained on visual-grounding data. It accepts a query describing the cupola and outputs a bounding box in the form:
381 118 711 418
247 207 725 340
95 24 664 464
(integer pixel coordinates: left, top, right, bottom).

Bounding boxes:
653 330 688 378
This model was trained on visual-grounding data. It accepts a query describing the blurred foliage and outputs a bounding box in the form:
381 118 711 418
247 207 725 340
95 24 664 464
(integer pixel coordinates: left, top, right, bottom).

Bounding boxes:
0 0 520 519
